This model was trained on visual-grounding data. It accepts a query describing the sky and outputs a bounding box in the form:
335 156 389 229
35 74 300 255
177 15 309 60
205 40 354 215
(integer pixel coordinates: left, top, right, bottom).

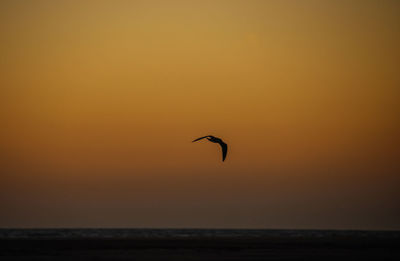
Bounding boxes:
1 0 399 230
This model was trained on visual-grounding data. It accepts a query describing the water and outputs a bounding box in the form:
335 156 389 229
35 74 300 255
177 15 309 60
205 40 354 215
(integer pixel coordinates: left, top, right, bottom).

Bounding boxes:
0 228 399 239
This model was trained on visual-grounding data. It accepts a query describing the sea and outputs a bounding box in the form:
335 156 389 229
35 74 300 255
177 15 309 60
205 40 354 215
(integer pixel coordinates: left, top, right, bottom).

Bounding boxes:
0 228 399 239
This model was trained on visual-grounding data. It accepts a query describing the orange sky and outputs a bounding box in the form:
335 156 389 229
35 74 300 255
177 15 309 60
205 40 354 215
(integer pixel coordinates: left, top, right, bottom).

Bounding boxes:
1 0 399 229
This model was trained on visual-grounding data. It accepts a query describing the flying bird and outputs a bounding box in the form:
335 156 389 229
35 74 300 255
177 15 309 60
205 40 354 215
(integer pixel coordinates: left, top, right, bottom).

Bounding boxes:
192 135 228 162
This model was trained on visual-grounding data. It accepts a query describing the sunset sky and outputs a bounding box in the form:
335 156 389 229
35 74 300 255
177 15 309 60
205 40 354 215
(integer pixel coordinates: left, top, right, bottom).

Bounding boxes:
1 0 399 229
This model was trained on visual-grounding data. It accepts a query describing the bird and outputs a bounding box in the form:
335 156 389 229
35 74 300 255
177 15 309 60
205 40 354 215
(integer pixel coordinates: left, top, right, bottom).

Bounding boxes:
192 135 228 162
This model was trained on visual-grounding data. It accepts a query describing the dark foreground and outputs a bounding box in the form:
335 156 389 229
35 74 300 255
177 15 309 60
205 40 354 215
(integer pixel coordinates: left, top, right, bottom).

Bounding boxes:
1 229 399 260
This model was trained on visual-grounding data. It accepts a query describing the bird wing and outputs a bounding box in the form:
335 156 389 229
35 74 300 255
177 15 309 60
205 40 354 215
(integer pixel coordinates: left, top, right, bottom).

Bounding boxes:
219 141 228 161
192 136 211 142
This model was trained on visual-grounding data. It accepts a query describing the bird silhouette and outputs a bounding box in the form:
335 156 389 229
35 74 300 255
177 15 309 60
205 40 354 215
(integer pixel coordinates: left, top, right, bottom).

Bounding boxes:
192 135 228 162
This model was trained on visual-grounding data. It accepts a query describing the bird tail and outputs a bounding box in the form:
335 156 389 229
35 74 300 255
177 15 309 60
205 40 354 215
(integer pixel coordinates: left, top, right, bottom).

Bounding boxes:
192 136 209 142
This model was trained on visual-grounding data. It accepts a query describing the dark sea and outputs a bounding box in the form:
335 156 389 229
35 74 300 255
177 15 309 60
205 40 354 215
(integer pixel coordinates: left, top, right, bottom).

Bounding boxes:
1 229 400 260
0 228 399 239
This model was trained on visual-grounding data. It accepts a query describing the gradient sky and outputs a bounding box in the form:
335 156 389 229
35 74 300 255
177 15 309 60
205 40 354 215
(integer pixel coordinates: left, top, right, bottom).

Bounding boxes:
1 0 399 229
